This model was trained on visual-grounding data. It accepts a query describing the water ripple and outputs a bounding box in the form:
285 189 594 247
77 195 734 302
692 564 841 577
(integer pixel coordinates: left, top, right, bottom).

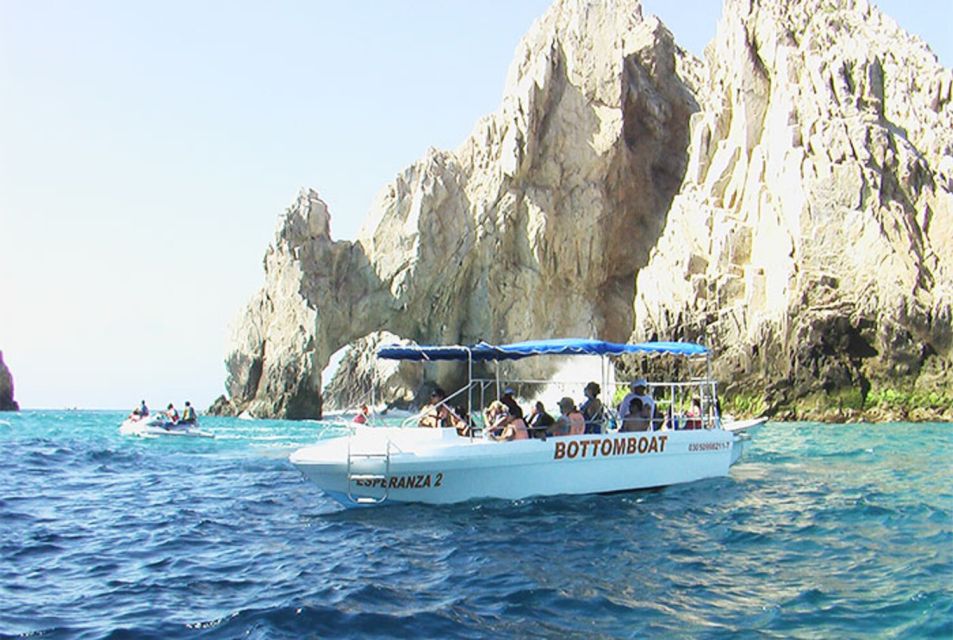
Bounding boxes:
0 413 949 638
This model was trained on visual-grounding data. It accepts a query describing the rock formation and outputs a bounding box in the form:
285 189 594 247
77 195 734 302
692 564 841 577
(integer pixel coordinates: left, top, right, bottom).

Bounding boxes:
223 0 699 417
631 0 953 419
221 0 951 420
0 351 20 411
321 332 424 411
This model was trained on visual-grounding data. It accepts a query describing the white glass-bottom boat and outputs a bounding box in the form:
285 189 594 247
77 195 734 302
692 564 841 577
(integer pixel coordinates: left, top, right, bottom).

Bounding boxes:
290 339 765 507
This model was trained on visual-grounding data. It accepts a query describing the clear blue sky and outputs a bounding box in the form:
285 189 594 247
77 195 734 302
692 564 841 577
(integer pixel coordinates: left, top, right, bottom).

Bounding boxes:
1 0 949 410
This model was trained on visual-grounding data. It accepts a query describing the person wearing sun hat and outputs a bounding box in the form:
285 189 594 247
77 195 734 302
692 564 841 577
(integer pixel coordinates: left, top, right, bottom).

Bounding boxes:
617 378 655 425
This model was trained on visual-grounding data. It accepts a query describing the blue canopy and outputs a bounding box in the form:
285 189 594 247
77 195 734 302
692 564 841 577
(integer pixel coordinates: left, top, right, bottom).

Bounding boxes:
377 338 707 361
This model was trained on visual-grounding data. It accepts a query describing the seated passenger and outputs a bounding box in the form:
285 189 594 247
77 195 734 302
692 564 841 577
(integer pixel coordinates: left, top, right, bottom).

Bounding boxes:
493 413 529 441
500 387 524 419
685 397 703 429
620 397 651 432
617 379 655 424
165 403 180 424
352 404 370 424
482 400 510 438
180 401 197 425
526 401 555 438
553 397 585 436
580 381 605 434
419 387 462 429
128 400 149 421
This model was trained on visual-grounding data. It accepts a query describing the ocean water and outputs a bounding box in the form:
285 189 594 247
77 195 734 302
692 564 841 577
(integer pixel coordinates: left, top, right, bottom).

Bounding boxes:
0 412 949 639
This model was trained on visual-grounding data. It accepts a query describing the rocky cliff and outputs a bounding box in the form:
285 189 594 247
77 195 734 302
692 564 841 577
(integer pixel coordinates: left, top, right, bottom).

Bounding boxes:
631 0 953 419
220 0 951 420
0 351 19 411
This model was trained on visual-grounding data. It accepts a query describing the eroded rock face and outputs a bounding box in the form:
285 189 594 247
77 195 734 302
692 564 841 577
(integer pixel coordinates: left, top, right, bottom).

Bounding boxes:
631 0 952 416
321 331 424 412
0 351 20 411
222 190 392 418
224 0 698 418
223 0 951 419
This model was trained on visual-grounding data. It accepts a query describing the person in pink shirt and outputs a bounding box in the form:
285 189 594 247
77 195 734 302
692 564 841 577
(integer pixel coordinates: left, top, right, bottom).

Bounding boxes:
494 413 530 441
554 397 586 436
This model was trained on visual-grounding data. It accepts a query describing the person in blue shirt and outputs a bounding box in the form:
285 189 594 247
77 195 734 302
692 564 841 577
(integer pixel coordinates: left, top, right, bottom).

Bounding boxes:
129 400 149 421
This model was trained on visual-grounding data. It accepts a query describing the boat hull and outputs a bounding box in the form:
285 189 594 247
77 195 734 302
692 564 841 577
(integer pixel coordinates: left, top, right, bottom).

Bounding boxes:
119 418 214 439
290 426 744 507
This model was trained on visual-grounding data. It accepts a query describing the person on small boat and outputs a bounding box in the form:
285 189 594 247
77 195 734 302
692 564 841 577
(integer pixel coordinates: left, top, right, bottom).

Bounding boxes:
526 401 555 438
353 404 371 424
553 397 585 436
580 381 605 434
620 397 651 432
129 400 149 420
180 401 197 425
500 387 523 419
419 387 463 429
165 403 180 424
618 379 655 425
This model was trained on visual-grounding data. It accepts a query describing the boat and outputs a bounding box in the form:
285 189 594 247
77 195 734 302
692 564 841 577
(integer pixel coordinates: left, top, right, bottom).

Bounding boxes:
119 415 214 438
290 338 766 507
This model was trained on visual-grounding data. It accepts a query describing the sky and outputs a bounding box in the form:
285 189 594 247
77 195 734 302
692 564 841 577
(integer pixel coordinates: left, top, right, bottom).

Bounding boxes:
1 1 949 410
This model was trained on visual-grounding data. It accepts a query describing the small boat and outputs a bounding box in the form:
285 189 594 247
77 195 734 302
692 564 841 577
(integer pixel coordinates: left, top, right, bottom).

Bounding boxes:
290 339 766 507
119 415 214 438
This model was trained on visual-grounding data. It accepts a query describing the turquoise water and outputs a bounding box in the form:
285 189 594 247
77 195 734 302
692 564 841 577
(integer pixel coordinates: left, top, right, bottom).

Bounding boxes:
0 411 950 638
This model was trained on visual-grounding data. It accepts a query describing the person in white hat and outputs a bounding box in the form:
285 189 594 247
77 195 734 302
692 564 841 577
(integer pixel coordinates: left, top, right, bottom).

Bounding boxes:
617 378 655 425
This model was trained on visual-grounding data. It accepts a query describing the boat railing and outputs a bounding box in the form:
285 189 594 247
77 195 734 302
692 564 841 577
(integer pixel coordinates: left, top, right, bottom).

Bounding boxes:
397 383 474 430
626 379 721 431
469 376 722 432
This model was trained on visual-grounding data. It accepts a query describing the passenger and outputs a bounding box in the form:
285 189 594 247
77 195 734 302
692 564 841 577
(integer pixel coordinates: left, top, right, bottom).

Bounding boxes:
685 397 702 429
482 401 509 438
618 379 655 425
352 404 370 424
493 412 529 442
165 403 180 424
180 401 197 425
500 386 524 419
580 381 605 434
620 397 651 432
129 400 149 421
553 397 586 436
137 400 149 419
453 403 473 437
419 387 460 429
526 401 555 438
